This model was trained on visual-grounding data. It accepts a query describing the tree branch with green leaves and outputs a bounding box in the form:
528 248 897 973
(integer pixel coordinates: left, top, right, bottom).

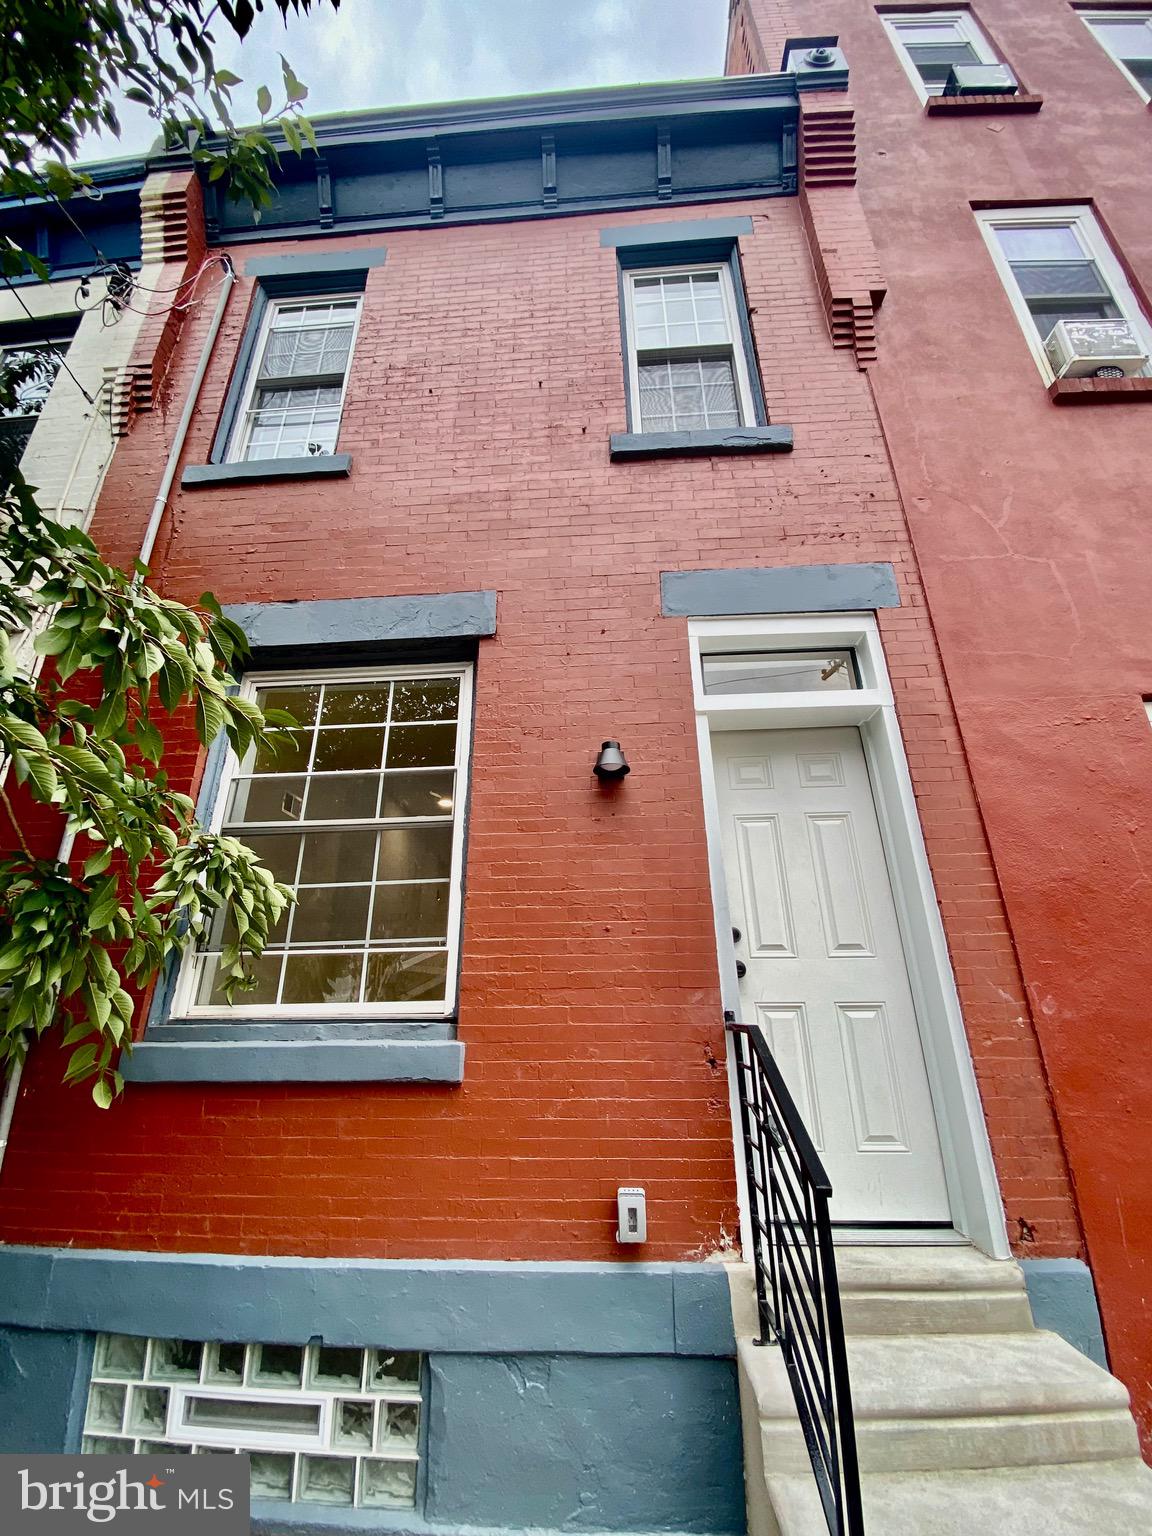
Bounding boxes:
0 1 344 1103
0 480 297 1105
1 1 337 230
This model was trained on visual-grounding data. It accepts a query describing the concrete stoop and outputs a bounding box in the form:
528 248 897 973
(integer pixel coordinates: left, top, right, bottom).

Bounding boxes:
728 1247 1152 1536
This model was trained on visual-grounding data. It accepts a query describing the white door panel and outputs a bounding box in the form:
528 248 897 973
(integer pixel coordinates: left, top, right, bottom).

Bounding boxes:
715 726 950 1224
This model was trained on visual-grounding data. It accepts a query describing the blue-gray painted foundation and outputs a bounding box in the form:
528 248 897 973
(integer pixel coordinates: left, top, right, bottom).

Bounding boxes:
0 1249 743 1536
660 561 900 617
426 1354 742 1533
0 1327 91 1456
1021 1258 1108 1368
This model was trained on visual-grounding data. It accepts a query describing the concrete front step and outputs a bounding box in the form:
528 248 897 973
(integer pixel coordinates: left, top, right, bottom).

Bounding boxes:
746 1328 1140 1473
766 1459 1152 1536
834 1244 1033 1336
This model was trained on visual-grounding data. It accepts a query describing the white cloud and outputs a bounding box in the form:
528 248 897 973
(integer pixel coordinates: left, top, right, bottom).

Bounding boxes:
77 0 729 161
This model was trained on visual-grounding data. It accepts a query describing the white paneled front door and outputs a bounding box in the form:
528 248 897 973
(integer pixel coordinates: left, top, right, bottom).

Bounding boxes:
714 726 951 1225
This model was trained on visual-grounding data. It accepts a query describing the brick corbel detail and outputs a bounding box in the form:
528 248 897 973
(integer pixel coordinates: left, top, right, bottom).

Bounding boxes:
119 168 209 430
798 95 885 370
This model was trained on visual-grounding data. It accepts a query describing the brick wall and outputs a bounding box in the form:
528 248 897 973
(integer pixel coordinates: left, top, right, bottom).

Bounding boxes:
733 0 1152 1446
0 193 1079 1264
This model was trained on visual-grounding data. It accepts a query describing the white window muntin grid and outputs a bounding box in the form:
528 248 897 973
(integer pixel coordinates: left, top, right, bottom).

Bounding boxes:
623 262 757 432
84 1339 421 1508
974 205 1152 381
881 9 1001 102
226 294 363 464
171 663 472 1019
1078 10 1152 101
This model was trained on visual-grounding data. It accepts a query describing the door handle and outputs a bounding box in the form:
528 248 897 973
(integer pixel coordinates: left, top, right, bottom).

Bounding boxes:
736 960 747 979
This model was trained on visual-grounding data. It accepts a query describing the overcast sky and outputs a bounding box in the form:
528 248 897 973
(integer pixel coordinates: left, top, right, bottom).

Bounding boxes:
81 0 730 162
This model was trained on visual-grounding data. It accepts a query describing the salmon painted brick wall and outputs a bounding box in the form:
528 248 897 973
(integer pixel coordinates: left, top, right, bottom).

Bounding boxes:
733 0 1152 1447
0 193 1078 1266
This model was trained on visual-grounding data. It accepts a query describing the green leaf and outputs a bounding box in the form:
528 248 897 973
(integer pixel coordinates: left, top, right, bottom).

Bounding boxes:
256 84 272 116
92 1077 115 1110
24 751 58 802
83 846 114 879
281 56 308 104
86 876 122 933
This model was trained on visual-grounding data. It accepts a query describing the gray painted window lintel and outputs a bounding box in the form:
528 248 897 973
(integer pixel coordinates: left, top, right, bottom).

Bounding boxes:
222 590 497 658
660 561 900 617
119 1038 465 1084
610 427 792 460
244 248 388 279
182 453 352 487
600 216 754 249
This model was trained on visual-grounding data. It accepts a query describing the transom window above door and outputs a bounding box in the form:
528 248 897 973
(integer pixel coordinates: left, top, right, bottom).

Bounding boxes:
623 264 758 433
880 9 1004 100
226 295 361 462
174 666 471 1018
701 651 859 695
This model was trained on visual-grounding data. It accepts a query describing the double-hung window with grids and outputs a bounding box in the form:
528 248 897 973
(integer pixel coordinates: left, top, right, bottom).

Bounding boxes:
881 10 1002 100
975 207 1152 379
226 295 361 463
174 666 471 1019
1080 11 1152 99
623 263 757 434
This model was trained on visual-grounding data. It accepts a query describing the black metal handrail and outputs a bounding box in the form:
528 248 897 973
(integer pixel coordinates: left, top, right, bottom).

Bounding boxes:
726 1013 864 1536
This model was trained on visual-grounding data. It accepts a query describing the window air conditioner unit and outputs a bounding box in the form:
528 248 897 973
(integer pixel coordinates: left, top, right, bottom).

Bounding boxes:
1045 319 1149 379
943 64 1019 95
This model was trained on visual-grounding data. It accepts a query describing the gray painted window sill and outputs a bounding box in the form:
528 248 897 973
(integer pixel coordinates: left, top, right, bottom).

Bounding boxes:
610 427 793 460
120 1038 465 1084
182 453 352 487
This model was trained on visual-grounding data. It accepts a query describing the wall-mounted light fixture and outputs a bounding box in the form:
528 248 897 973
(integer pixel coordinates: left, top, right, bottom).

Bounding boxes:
593 740 630 780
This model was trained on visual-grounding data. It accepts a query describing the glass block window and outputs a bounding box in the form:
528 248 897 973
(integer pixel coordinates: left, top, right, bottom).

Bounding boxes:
624 264 757 434
175 666 471 1016
83 1336 422 1509
975 207 1152 379
1081 11 1152 99
228 297 361 462
881 10 1001 100
702 651 858 696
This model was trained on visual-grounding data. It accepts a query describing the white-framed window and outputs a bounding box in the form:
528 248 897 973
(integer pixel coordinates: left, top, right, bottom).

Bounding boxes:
623 263 758 433
0 337 68 419
83 1334 422 1509
974 206 1152 380
172 664 472 1019
226 295 362 462
1079 10 1152 100
880 9 1002 100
